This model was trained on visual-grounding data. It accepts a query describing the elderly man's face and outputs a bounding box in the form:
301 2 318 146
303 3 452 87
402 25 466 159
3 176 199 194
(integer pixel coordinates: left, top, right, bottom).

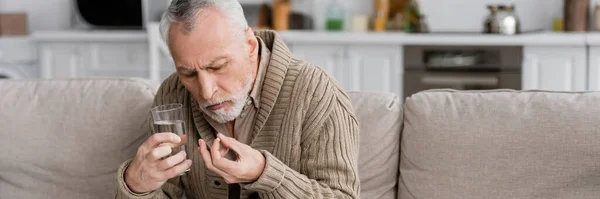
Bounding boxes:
168 9 259 123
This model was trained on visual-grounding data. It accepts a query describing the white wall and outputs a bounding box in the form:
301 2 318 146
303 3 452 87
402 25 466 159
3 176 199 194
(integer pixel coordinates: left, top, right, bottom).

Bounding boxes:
0 0 275 31
305 0 566 32
1 0 595 32
420 0 563 32
0 0 72 31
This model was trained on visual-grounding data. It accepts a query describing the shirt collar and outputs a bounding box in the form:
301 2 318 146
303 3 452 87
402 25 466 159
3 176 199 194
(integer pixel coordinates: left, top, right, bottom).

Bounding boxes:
248 36 270 108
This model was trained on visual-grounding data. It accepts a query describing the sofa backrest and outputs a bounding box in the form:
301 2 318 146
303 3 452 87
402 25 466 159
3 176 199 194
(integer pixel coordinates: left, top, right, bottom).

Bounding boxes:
0 78 404 198
399 89 600 198
349 92 403 199
0 78 156 199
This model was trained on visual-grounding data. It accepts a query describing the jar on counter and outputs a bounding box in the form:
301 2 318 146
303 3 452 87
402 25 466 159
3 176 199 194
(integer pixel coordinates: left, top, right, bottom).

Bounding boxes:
326 0 345 31
483 5 499 33
273 1 290 31
564 0 589 32
417 15 429 33
373 0 389 32
594 3 600 31
500 5 520 35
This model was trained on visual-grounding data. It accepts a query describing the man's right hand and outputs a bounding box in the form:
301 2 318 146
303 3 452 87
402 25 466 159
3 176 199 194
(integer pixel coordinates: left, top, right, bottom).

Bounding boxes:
124 132 192 194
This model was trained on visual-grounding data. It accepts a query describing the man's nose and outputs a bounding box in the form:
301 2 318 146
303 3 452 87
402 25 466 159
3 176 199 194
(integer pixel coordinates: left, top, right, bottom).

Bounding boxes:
198 74 216 100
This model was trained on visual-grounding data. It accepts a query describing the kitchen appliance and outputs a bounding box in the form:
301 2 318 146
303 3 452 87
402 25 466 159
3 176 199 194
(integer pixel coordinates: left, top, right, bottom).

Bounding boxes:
73 0 171 29
74 0 143 29
403 45 522 99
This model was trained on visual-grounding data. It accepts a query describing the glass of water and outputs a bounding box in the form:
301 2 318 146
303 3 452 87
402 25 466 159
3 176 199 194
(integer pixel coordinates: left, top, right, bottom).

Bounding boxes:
150 103 189 174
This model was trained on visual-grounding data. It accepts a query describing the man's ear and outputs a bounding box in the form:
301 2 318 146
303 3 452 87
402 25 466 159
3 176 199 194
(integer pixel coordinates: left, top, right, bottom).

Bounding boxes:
244 27 258 57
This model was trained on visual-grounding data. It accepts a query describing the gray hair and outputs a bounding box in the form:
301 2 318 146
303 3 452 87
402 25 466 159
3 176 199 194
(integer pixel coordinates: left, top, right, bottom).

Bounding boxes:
159 0 249 44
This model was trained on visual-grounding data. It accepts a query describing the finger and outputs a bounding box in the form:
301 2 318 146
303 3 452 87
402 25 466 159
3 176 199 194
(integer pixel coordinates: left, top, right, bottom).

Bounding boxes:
162 159 193 180
198 139 216 169
145 132 181 149
211 138 226 160
216 133 244 155
198 139 232 178
157 150 187 170
219 145 229 157
211 138 239 173
147 145 172 161
215 135 229 156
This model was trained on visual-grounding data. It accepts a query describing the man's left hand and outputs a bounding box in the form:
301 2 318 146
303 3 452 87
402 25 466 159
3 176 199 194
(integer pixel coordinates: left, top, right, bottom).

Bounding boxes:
197 133 265 184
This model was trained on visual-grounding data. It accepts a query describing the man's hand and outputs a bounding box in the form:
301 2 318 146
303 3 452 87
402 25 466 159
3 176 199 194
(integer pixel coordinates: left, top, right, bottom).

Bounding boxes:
197 133 266 184
125 133 192 193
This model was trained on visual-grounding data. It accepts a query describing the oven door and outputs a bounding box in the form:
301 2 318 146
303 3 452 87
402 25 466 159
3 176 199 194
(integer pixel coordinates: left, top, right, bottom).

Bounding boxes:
403 71 521 99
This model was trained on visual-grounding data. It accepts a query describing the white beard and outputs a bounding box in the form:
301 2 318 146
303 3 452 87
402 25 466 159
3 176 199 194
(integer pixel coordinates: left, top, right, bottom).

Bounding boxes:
198 72 253 124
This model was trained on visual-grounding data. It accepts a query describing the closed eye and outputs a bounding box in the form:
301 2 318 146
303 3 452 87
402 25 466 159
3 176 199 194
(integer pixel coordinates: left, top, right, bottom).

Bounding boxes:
177 67 196 77
207 62 228 72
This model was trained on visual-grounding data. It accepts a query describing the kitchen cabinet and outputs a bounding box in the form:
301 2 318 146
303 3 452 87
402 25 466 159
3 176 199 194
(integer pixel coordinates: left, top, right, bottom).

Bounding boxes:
522 46 587 91
40 42 150 79
290 44 351 89
39 43 86 78
289 44 402 95
588 46 600 91
346 45 402 95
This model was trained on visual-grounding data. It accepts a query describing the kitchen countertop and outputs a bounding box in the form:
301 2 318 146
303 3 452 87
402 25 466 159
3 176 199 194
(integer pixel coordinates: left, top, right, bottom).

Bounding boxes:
583 33 600 45
32 30 148 42
278 30 589 46
27 28 600 46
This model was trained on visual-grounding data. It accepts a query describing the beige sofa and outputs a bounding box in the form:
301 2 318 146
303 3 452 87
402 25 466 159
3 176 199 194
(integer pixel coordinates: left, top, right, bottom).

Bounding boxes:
1 78 599 199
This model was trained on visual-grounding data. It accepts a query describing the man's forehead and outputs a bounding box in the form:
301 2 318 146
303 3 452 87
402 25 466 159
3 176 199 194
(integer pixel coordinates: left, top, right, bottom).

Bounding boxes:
168 21 236 64
168 9 233 43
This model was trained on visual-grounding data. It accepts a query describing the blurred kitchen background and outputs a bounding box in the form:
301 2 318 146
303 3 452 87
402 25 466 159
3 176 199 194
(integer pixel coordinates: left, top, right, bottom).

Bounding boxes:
2 0 600 100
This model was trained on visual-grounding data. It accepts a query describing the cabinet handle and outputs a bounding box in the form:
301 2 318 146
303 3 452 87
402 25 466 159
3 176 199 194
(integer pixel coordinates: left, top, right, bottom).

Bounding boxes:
421 74 499 86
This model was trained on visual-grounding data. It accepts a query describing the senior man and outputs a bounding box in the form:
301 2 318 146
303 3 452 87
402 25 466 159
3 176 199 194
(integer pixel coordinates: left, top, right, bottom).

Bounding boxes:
115 0 360 198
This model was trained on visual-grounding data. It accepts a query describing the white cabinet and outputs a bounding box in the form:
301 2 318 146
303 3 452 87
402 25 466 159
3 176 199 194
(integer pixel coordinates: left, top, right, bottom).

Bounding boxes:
523 46 587 91
346 46 402 95
290 44 402 95
40 43 86 78
588 47 600 91
39 42 150 79
290 44 350 88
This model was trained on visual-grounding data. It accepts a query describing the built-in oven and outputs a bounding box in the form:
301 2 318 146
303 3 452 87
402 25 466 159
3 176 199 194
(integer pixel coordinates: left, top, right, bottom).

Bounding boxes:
403 45 522 99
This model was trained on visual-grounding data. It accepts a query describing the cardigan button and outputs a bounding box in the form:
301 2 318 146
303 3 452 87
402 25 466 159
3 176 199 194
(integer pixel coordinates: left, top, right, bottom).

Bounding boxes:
214 181 222 186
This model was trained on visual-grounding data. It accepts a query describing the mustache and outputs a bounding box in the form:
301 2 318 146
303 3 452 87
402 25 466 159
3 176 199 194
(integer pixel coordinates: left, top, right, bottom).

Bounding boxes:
199 97 232 108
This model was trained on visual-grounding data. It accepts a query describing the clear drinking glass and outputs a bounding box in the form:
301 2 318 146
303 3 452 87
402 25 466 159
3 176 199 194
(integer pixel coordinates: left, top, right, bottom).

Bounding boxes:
150 103 189 174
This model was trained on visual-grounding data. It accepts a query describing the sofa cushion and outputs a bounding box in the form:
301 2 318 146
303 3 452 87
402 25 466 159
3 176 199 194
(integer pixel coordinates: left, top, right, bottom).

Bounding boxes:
348 92 403 199
0 78 157 199
399 89 600 198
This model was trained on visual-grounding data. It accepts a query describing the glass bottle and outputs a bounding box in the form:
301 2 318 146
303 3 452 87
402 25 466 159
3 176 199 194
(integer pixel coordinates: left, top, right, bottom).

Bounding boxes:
484 5 499 33
594 3 600 31
326 0 345 31
417 15 429 33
